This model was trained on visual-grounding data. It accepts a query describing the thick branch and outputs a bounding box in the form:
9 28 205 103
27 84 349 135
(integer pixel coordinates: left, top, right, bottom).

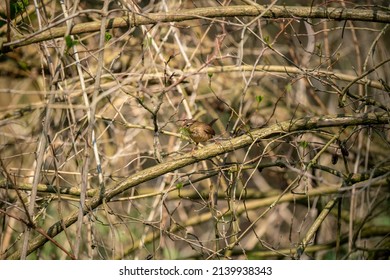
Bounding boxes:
5 113 389 259
1 5 389 52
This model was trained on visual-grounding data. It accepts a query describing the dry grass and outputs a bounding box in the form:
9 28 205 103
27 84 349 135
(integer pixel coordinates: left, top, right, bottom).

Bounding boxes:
0 0 389 260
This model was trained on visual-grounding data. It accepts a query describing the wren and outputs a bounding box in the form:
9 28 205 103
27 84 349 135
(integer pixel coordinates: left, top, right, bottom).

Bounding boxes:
181 118 217 145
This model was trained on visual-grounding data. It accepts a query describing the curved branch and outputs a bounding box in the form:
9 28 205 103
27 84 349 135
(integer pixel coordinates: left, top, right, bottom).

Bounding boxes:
5 113 390 259
2 5 389 52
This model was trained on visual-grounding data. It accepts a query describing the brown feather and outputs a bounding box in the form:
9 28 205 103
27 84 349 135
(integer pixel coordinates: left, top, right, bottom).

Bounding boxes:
181 118 217 144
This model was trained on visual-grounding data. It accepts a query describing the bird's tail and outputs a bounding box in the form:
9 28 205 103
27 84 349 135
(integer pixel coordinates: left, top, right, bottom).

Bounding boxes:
208 118 218 126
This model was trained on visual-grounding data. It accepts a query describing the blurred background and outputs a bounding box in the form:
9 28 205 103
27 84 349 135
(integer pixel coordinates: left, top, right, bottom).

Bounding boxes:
0 0 389 259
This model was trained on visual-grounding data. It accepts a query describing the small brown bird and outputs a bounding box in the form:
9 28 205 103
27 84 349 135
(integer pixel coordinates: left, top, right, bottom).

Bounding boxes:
181 118 218 145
